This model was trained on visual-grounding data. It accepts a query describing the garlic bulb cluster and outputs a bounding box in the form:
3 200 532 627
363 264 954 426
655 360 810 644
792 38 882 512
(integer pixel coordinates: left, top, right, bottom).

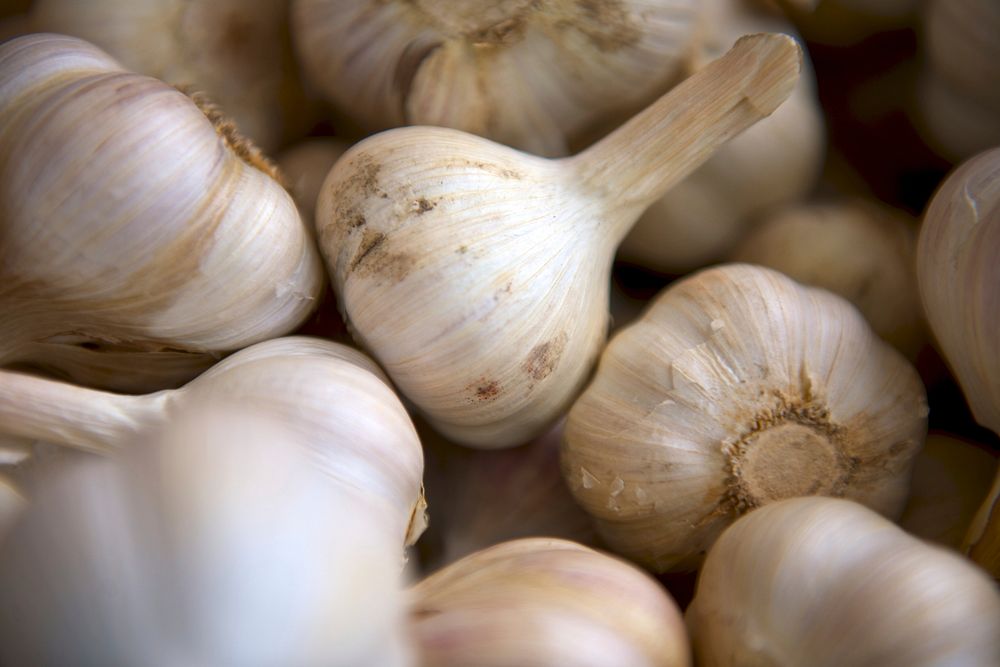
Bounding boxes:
687 497 1000 666
563 264 927 572
410 538 690 667
0 336 427 549
277 138 350 230
0 34 323 392
917 147 1000 435
731 199 923 356
317 34 803 448
293 0 702 157
0 405 413 667
32 0 312 151
618 0 824 273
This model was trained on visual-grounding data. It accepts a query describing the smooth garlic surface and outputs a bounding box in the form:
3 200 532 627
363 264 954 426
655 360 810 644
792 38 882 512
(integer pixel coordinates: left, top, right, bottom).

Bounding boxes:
410 538 690 667
917 147 1000 435
0 337 427 549
317 34 802 448
0 405 413 667
0 34 323 392
731 199 923 356
687 497 1000 666
563 264 927 572
293 0 702 157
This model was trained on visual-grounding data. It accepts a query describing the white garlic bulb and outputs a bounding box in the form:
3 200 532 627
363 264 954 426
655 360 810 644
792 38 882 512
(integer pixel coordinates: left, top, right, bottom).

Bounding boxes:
0 34 323 392
687 497 1000 666
317 34 803 448
293 0 702 157
618 0 824 273
563 264 927 572
410 538 691 667
0 404 413 667
917 147 1000 435
731 199 923 356
0 336 427 549
277 138 350 230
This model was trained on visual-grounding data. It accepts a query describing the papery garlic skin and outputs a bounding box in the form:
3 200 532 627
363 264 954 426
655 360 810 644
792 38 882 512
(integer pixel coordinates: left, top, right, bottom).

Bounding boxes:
410 538 690 667
0 405 413 667
0 34 323 391
563 264 927 572
687 497 1000 666
293 0 701 157
0 337 427 549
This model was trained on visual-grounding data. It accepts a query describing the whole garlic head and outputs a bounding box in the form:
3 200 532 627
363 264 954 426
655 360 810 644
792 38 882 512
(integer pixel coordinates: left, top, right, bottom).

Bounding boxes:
563 264 927 572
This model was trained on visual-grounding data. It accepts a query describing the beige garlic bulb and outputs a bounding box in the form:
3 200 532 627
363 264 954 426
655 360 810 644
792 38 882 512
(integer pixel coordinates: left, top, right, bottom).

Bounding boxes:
277 138 350 230
687 497 1000 666
0 336 427 549
563 264 927 572
317 34 802 448
32 0 312 151
964 470 1000 577
293 0 703 158
731 199 923 356
410 538 690 667
618 0 824 273
0 404 413 667
901 434 998 549
0 34 323 392
918 147 1000 435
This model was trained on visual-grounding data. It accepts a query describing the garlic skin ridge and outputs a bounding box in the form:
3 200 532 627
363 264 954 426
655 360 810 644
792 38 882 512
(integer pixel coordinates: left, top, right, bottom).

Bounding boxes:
562 264 928 572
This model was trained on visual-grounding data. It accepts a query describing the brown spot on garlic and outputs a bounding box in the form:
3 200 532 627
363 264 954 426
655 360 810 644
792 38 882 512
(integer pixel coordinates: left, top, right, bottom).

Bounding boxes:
522 332 568 381
413 197 435 214
348 230 415 283
471 379 501 402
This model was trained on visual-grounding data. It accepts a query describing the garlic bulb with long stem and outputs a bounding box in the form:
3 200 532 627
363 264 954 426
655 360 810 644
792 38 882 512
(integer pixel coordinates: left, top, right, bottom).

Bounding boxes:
687 497 1000 666
317 34 803 448
0 336 427 549
0 34 324 392
917 147 1000 435
0 405 413 667
731 199 923 356
410 538 690 667
562 264 927 572
293 0 703 157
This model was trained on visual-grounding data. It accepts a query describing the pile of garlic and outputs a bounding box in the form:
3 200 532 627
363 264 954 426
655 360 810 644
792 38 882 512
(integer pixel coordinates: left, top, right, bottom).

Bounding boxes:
1 0 999 663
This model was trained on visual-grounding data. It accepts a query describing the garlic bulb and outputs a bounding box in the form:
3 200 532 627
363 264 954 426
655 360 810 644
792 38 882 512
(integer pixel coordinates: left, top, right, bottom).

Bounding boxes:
0 34 323 392
0 404 413 667
964 470 1000 577
410 538 690 667
618 0 824 273
687 497 1000 666
317 34 803 448
32 0 312 151
277 138 350 230
293 0 702 157
731 199 923 356
563 264 927 572
0 336 427 549
900 434 998 548
917 147 1000 435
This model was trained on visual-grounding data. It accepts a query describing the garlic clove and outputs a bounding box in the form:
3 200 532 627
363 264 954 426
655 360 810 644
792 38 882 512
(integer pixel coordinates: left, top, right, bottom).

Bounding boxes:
0 34 324 392
686 497 1000 666
0 336 427 550
0 403 413 666
917 147 1000 436
277 138 351 233
317 33 802 448
563 264 927 572
410 537 691 667
963 469 1000 577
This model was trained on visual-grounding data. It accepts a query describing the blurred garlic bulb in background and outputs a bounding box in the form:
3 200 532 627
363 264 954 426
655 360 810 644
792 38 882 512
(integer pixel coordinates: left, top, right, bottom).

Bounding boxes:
278 138 350 230
563 264 927 572
687 497 1000 666
410 538 691 667
0 405 413 667
32 0 315 151
0 337 427 549
917 147 1000 435
292 0 702 157
617 0 824 274
900 434 998 549
731 199 923 356
0 34 323 392
317 34 802 448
